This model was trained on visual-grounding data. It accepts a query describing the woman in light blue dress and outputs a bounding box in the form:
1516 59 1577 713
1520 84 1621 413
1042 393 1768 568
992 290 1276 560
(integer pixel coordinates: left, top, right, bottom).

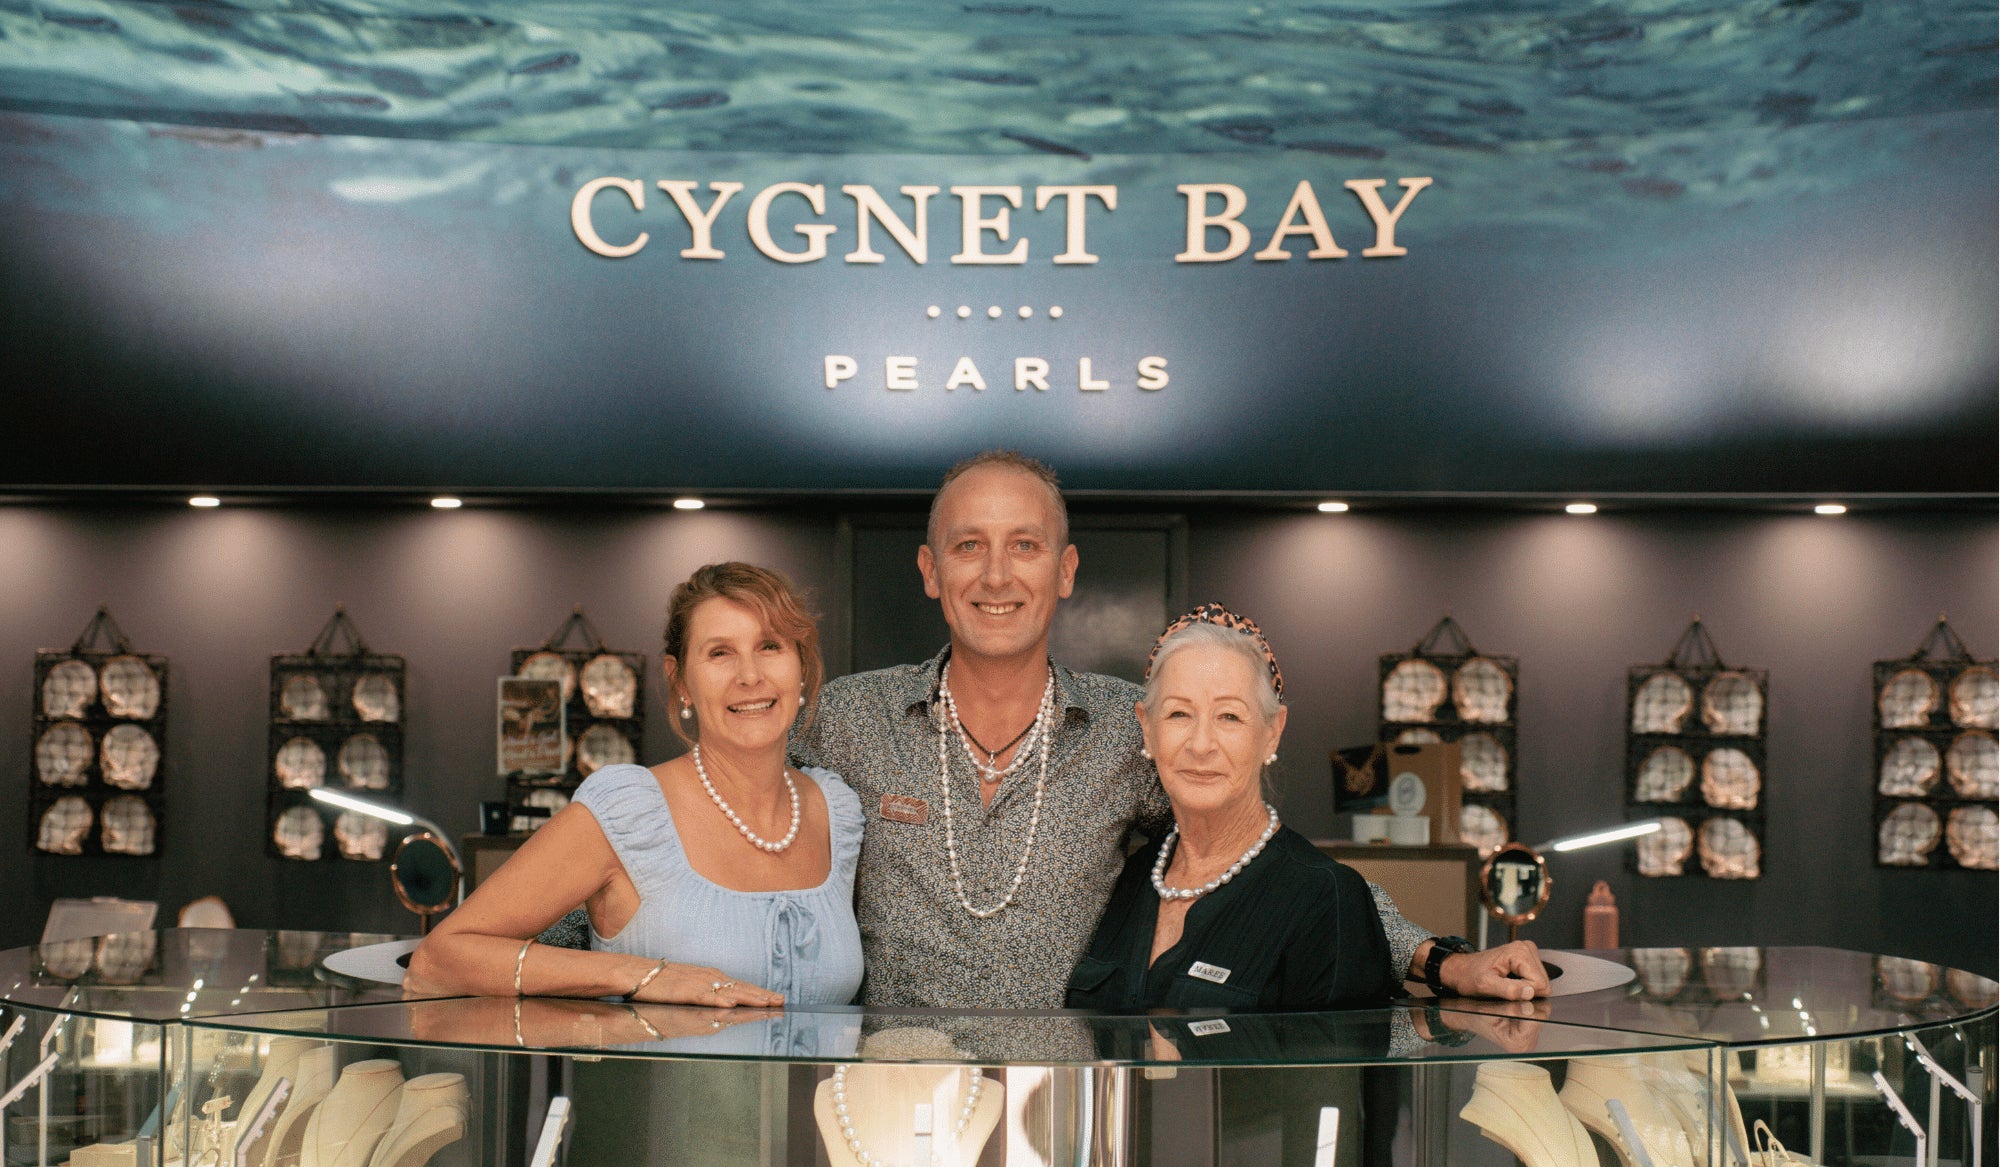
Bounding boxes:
411 562 864 1010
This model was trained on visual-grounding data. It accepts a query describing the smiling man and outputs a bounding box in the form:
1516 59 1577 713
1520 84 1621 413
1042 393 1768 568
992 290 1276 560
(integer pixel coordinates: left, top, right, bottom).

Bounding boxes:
793 450 1547 1008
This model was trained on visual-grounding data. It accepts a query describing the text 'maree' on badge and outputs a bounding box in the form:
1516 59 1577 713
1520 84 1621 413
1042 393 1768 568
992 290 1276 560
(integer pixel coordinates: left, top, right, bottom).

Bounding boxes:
879 795 930 825
1188 961 1232 984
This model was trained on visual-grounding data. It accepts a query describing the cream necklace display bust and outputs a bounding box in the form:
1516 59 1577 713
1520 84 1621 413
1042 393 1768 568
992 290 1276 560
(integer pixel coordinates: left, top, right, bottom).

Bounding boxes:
298 1059 404 1167
365 1073 468 1167
264 1044 339 1167
224 1037 324 1167
1558 1056 1695 1167
814 1029 1004 1167
1457 1062 1596 1167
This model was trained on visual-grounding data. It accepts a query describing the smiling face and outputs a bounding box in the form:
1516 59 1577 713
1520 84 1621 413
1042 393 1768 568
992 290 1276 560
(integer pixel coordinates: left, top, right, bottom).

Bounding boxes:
1139 641 1286 822
670 596 804 754
917 463 1079 666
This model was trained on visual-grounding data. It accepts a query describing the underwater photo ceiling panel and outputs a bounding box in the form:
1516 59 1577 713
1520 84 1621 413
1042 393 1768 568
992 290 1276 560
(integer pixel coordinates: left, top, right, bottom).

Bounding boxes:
0 0 1992 492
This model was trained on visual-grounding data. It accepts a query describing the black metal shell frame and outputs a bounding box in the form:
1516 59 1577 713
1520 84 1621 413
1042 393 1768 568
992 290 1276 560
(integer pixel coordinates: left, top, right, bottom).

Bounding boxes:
504 607 647 826
1871 618 1998 872
1375 615 1519 853
266 607 407 862
28 606 168 859
1624 619 1769 880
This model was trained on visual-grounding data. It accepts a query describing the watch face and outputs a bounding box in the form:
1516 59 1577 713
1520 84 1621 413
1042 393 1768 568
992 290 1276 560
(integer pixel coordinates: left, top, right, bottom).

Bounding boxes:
1387 771 1427 816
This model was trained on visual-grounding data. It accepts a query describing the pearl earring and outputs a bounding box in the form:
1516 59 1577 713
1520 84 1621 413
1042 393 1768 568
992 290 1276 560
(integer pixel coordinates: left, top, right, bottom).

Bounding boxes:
680 704 692 720
1266 753 1277 765
798 694 806 707
1140 747 1152 760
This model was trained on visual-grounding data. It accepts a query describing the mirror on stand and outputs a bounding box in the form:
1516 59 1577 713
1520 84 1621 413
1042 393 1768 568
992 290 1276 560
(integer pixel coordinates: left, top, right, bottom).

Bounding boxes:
390 831 462 934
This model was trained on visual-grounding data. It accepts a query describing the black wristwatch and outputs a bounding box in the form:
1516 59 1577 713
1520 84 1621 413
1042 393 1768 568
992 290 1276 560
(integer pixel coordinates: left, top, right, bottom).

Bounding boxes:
1423 936 1473 997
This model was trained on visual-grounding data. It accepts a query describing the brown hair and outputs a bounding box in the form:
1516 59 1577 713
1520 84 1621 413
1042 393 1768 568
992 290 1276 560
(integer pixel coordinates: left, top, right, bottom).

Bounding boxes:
927 449 1069 549
661 562 824 745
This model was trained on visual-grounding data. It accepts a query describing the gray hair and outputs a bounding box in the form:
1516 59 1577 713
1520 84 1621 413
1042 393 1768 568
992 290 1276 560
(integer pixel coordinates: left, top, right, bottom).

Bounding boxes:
1141 621 1283 724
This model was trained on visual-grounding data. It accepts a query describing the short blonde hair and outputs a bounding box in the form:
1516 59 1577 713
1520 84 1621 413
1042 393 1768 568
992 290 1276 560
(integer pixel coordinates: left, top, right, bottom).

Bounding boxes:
661 562 823 745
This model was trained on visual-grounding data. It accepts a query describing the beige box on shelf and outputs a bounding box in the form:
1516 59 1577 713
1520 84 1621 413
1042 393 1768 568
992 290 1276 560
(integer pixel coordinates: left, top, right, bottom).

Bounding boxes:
1382 740 1463 845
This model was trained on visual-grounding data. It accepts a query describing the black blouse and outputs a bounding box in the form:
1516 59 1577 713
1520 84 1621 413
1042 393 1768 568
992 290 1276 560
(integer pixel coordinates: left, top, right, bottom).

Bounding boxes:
1064 826 1395 1012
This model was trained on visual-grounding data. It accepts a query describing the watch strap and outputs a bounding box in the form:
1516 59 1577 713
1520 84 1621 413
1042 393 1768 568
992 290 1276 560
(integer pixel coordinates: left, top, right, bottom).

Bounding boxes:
1424 936 1471 997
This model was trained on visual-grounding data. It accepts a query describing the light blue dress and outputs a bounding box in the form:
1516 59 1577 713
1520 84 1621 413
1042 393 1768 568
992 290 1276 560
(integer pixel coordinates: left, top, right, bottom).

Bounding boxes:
571 762 864 1006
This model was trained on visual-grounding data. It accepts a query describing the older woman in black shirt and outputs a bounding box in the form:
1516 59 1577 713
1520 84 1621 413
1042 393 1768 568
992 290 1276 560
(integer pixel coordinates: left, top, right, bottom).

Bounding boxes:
1067 605 1394 1012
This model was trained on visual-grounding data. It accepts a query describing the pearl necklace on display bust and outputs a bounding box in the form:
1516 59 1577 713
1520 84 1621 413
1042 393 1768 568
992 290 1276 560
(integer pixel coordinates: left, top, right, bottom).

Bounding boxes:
1152 804 1280 901
692 743 801 853
830 1065 984 1167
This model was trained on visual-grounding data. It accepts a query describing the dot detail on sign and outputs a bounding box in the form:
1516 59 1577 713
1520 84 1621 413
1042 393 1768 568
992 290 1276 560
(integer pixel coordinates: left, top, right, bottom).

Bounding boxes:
1018 306 1032 318
956 305 972 319
926 305 941 318
987 305 1002 319
1049 306 1064 318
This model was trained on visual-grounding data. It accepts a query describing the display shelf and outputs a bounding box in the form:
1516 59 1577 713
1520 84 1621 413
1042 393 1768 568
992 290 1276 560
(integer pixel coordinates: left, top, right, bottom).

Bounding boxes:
1 935 1992 1167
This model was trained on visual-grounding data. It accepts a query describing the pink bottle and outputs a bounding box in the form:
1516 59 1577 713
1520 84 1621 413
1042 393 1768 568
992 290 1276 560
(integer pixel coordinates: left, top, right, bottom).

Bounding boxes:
1583 880 1619 949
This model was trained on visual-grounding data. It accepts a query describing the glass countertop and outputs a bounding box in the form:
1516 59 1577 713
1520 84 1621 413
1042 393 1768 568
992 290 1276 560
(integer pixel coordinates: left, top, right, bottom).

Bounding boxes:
0 928 447 1023
3 933 1991 1066
1438 946 1997 1049
183 996 1711 1069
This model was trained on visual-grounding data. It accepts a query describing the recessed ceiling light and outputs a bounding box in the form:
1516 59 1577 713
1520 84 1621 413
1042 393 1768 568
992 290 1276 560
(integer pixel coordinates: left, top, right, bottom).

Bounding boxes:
673 498 705 510
1565 502 1598 515
1813 503 1847 515
188 496 220 508
1316 501 1350 513
430 497 462 509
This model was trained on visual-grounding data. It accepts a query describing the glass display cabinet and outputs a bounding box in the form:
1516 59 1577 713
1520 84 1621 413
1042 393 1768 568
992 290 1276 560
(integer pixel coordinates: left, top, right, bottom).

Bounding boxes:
1 932 1992 1167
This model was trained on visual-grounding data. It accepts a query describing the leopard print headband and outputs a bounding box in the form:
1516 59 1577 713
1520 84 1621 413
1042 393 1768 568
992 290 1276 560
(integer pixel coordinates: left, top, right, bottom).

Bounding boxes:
1146 602 1285 702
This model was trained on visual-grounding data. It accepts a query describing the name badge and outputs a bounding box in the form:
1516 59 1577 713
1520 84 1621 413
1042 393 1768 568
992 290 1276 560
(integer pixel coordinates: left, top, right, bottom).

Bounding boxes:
1187 1019 1232 1037
879 795 930 825
1188 961 1231 984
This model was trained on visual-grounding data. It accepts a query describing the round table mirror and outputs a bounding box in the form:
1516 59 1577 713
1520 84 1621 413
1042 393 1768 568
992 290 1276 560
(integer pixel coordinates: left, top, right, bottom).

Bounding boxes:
1479 842 1550 941
390 831 462 933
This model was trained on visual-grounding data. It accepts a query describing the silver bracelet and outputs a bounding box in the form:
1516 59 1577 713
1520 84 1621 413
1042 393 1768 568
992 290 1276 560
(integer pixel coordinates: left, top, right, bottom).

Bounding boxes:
513 939 533 996
625 957 672 1002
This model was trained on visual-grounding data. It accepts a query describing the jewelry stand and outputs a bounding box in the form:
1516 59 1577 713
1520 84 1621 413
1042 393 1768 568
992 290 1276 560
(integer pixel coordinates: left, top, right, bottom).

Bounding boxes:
298 1059 404 1167
1457 1063 1596 1167
263 1045 338 1167
1558 1056 1694 1167
225 1038 324 1167
813 1029 1004 1167
364 1073 468 1167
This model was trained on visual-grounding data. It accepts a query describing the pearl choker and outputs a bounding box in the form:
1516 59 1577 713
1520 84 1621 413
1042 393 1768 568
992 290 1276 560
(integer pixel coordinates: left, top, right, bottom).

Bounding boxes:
936 664 1055 919
1152 804 1280 901
830 1065 984 1167
692 743 801 853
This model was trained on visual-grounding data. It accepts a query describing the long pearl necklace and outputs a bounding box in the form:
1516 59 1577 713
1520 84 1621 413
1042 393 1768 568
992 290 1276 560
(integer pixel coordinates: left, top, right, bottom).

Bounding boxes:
1152 804 1280 901
692 743 800 853
830 1065 984 1167
936 665 1055 919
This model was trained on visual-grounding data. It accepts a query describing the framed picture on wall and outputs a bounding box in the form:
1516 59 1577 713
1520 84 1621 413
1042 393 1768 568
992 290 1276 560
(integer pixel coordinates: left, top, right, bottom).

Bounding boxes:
838 513 1188 683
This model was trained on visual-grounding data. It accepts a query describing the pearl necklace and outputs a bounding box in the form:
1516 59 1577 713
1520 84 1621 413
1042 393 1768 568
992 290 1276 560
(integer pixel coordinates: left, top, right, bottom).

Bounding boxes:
831 1065 983 1167
692 743 800 853
939 671 1045 784
936 666 1055 919
1152 804 1280 901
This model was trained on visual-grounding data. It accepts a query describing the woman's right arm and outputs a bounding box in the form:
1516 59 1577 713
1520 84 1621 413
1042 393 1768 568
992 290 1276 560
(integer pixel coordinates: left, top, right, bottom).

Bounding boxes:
406 803 781 1005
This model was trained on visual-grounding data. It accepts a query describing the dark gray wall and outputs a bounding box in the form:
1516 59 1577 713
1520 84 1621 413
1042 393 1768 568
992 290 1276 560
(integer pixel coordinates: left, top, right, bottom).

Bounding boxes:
0 504 841 950
1 502 1993 976
1186 508 1998 975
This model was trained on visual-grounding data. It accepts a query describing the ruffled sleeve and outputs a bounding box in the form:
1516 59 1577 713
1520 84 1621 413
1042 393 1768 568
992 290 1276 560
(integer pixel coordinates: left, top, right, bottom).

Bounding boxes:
571 763 681 903
802 766 863 885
